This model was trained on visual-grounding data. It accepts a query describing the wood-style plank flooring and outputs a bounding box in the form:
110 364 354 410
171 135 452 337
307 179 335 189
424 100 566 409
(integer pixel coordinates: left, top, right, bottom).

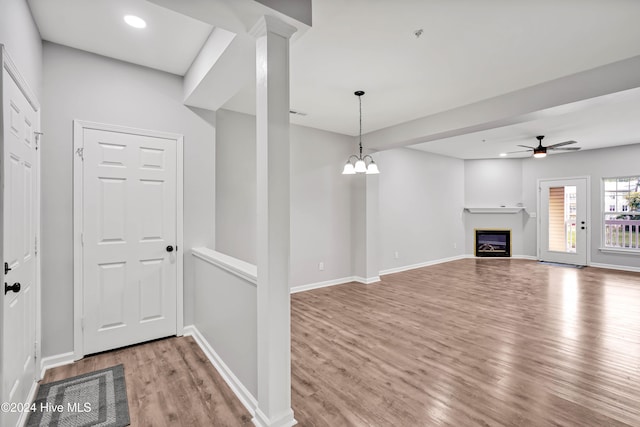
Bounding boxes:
291 259 640 426
42 259 640 426
41 336 252 427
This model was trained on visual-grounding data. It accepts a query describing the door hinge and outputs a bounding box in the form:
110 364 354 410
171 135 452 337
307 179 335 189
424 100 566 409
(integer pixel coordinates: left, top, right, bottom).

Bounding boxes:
76 147 84 160
81 317 85 331
81 233 84 246
34 236 38 256
34 341 38 362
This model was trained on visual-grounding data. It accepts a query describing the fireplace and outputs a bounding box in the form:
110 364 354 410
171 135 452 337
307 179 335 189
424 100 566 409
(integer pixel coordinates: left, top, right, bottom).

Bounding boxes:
475 229 511 257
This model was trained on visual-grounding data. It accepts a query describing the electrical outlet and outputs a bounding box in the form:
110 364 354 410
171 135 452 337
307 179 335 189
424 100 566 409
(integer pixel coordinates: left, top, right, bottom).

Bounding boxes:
530 212 537 218
318 262 324 271
394 251 399 259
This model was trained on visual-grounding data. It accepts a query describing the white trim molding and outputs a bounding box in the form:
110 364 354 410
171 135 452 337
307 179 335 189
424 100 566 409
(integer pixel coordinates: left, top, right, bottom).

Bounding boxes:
464 207 525 214
72 120 184 360
589 262 640 273
463 254 538 261
1 45 40 111
353 276 381 284
17 380 39 427
290 276 355 294
183 325 258 416
192 247 257 285
511 255 538 261
253 407 297 427
39 352 75 380
598 247 640 256
379 255 467 276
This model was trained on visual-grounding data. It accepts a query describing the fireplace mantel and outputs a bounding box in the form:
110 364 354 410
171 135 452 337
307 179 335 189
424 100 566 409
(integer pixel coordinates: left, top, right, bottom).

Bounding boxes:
464 206 525 214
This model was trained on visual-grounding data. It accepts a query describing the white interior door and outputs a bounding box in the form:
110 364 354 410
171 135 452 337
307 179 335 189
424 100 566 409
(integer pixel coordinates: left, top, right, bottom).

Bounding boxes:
539 178 588 265
1 66 39 427
80 125 178 355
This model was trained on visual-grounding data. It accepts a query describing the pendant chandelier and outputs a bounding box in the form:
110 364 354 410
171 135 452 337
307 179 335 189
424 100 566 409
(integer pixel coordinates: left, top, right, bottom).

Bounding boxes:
342 90 379 175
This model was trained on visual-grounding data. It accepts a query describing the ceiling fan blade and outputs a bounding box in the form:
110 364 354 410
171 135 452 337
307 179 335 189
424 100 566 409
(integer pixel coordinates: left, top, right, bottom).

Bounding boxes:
506 149 532 154
546 140 577 148
516 145 535 149
550 147 581 151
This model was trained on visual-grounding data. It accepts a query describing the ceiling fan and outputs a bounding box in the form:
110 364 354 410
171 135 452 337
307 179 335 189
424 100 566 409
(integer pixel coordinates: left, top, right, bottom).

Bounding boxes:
509 135 581 158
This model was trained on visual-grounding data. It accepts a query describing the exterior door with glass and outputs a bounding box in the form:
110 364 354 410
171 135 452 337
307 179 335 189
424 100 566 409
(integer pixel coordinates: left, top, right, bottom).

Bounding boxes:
539 178 588 265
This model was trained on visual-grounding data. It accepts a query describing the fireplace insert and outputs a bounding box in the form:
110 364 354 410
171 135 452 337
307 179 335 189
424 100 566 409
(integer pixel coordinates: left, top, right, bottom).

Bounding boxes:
475 229 511 257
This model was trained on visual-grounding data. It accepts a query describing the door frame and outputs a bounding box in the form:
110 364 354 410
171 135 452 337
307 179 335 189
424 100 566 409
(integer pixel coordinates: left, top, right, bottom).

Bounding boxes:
0 45 42 420
537 176 591 265
73 120 184 360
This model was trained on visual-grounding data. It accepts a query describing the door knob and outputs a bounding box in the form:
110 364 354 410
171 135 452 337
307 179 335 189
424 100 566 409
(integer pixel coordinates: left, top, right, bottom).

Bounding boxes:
4 282 20 295
581 226 586 230
166 245 174 253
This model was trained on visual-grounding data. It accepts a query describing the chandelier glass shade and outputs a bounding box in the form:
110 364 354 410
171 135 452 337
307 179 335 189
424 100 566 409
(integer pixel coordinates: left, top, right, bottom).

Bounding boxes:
342 91 379 175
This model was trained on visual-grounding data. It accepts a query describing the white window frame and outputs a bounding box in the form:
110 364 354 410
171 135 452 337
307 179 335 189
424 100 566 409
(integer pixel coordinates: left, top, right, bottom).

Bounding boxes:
600 175 640 254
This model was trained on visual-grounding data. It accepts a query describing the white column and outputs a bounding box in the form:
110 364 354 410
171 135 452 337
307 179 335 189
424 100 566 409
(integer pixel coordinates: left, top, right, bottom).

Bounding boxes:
249 15 297 427
364 174 380 281
351 174 380 283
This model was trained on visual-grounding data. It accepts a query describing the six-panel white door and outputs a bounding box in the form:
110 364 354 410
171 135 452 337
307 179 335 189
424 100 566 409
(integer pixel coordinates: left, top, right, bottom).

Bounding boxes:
1 67 38 427
82 127 177 355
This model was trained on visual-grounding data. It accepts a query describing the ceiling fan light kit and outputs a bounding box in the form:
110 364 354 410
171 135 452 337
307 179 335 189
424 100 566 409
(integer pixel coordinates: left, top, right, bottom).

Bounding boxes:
509 135 581 158
342 90 380 175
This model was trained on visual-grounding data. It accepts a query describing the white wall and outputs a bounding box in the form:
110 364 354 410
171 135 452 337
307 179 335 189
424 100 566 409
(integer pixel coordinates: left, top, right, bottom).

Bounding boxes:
215 109 256 263
41 43 215 357
0 0 43 99
465 159 523 207
377 148 466 271
290 124 354 286
522 143 640 269
463 159 530 256
463 145 640 269
215 109 354 287
193 251 257 398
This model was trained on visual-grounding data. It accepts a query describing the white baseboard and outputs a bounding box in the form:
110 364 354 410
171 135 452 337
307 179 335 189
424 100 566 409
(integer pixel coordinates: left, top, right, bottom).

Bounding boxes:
39 351 75 379
183 325 257 416
16 380 40 427
353 276 381 284
290 276 356 294
379 255 467 276
291 275 382 293
512 255 538 261
463 254 538 261
253 407 297 427
589 262 640 273
291 254 541 293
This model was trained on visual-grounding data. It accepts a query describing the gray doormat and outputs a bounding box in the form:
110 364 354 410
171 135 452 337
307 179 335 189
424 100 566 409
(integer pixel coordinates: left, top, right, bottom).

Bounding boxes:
26 364 130 427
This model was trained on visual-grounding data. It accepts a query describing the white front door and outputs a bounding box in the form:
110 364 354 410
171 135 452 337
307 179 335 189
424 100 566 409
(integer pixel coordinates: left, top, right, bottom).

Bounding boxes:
539 178 589 265
1 66 39 427
79 124 179 355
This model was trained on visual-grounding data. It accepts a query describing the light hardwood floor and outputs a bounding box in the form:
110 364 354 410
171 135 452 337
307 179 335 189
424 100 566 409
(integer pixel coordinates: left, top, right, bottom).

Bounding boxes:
41 336 253 427
42 259 640 426
291 259 640 426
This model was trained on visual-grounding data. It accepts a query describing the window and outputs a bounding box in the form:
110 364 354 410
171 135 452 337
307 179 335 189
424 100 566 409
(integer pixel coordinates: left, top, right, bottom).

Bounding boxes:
603 176 640 250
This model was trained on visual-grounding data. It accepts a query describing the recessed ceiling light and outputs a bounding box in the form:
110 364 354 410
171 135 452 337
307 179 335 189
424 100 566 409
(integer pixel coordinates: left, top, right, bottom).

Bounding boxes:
499 153 507 157
124 15 146 29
